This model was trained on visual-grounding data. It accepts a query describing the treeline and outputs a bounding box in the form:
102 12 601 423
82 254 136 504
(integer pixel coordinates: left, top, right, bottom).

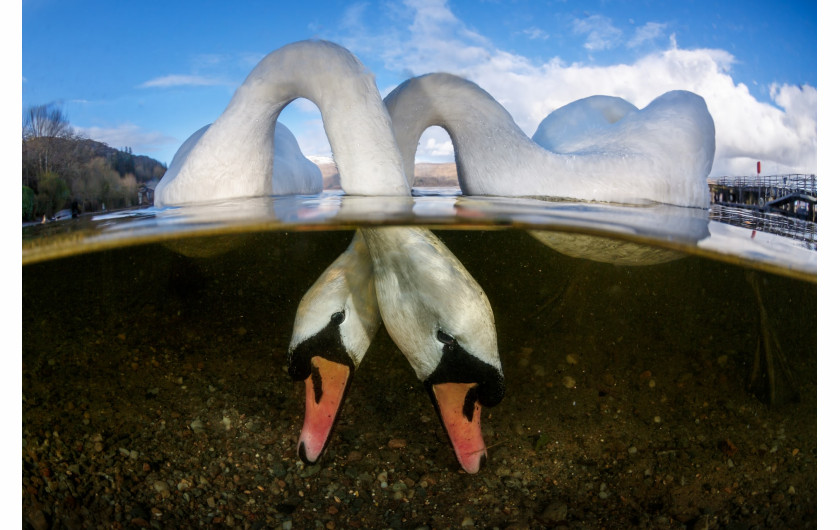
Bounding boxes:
22 103 168 221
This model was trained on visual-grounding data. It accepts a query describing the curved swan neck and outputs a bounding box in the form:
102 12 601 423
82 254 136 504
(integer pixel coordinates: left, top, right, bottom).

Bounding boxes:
248 41 409 195
156 40 409 206
385 73 542 189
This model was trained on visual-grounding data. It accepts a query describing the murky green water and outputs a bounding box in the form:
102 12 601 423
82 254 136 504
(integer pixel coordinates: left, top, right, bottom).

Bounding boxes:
22 194 816 528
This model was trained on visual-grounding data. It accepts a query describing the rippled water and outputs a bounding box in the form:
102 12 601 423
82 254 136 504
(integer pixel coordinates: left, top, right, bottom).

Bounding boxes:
22 192 817 527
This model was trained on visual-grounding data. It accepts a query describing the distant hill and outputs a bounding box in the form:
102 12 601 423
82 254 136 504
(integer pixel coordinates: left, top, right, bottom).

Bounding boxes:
311 157 459 189
22 135 169 220
23 136 167 184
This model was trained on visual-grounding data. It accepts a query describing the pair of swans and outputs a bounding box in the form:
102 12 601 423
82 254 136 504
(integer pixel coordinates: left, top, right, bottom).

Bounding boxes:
155 40 715 474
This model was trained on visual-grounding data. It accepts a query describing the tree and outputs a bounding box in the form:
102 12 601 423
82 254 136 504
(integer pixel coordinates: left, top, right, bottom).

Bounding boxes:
22 103 78 178
33 171 70 218
22 186 35 221
22 103 73 140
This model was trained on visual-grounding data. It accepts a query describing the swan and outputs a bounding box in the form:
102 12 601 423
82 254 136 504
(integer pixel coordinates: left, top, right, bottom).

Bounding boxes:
288 231 382 464
152 40 502 473
384 73 715 208
361 227 503 474
289 226 504 475
528 93 711 265
384 73 715 265
167 122 323 196
154 39 408 207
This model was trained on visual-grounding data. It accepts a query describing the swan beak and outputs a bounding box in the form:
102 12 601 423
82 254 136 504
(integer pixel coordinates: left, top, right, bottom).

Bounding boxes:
297 356 352 464
432 382 487 474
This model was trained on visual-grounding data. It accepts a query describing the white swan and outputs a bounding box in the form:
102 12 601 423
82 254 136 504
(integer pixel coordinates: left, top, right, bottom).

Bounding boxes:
531 95 638 153
165 122 323 199
529 94 709 265
288 231 382 464
384 73 715 208
361 227 503 474
289 227 503 474
153 40 502 473
155 40 408 207
384 73 714 265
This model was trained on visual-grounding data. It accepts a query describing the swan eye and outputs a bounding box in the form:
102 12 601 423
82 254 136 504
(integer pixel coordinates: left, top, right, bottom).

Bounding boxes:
437 330 456 348
331 311 346 325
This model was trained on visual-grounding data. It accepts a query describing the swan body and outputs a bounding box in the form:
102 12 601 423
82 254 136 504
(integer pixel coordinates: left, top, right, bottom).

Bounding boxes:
165 122 323 200
155 40 408 206
529 94 702 265
532 95 637 153
384 73 715 208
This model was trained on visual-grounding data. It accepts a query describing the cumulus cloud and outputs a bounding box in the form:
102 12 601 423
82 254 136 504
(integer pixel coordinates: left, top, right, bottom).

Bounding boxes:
139 74 224 88
313 0 815 176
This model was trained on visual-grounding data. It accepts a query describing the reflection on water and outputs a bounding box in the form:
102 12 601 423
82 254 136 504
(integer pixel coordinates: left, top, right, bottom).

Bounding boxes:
710 204 817 251
21 195 816 526
22 193 817 282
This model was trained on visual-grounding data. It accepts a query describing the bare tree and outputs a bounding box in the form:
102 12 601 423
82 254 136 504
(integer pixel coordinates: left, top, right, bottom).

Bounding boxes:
23 103 74 139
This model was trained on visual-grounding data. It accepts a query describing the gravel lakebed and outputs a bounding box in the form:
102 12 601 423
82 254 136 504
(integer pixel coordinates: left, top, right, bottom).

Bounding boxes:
23 230 816 528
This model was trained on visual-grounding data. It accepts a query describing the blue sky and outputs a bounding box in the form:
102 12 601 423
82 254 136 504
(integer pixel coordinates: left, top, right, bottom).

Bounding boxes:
20 0 818 176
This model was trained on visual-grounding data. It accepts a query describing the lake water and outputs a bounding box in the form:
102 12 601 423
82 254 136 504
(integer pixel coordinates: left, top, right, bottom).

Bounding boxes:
22 191 816 528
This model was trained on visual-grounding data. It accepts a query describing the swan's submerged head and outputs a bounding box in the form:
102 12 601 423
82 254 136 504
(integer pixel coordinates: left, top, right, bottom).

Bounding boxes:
361 227 504 473
288 232 380 464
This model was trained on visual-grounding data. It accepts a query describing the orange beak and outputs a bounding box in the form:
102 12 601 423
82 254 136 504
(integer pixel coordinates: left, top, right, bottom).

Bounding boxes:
432 382 487 474
297 356 352 464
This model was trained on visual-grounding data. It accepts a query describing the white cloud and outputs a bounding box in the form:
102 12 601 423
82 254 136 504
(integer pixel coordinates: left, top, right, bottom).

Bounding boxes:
628 22 667 48
572 14 623 51
522 27 549 41
420 127 455 157
314 0 816 176
139 74 224 88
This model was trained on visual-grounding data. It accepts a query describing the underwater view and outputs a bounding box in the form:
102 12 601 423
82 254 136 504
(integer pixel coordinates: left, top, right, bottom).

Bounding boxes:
21 3 818 523
22 194 816 528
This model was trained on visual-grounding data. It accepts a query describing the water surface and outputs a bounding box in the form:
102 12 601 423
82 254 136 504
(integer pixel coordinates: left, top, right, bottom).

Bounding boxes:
22 192 816 527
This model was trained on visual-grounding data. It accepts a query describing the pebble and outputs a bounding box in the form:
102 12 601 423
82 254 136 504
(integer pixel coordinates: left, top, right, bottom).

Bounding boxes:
190 419 205 433
388 438 407 449
153 480 170 498
565 354 579 365
26 510 48 530
628 446 638 455
562 376 576 389
461 517 474 527
540 501 568 523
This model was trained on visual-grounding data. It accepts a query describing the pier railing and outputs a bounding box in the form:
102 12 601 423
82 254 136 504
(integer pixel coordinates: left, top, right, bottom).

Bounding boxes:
708 174 816 222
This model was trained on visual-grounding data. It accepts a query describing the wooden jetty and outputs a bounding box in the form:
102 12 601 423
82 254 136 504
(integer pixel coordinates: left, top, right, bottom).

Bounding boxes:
708 174 817 223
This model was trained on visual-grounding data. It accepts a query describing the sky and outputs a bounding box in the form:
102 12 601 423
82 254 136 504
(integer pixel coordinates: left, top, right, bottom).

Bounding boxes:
21 0 817 177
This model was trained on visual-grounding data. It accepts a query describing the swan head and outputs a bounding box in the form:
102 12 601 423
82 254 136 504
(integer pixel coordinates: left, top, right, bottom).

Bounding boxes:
361 227 504 473
288 232 380 464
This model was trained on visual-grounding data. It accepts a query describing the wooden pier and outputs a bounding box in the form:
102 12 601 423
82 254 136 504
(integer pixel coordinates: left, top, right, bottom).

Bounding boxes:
708 174 817 222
